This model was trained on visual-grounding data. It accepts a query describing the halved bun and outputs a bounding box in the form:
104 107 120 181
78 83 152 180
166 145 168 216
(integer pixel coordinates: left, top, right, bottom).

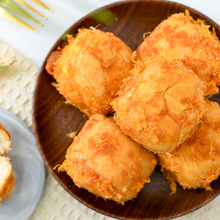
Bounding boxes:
0 123 11 155
0 156 15 204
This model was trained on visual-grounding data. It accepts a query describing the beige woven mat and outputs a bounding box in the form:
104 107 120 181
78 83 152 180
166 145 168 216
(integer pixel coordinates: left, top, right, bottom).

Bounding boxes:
0 40 220 220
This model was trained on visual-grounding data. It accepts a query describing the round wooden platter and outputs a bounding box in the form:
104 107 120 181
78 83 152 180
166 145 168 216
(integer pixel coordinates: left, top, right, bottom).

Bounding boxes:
32 1 220 219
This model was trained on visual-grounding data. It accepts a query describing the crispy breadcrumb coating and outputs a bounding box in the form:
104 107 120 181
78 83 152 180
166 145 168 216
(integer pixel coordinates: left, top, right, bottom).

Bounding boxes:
46 28 133 117
158 100 220 193
137 11 220 96
112 56 204 153
59 114 157 204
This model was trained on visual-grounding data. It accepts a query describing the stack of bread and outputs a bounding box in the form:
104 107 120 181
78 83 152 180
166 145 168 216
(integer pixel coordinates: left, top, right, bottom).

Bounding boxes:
0 123 15 204
46 10 220 204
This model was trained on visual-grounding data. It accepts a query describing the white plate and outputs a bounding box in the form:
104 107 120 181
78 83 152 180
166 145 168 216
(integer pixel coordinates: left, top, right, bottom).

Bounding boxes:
0 108 45 220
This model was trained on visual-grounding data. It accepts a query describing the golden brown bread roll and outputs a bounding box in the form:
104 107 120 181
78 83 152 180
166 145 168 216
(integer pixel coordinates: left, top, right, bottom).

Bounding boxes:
112 56 204 153
157 100 220 192
46 28 133 117
137 11 220 96
0 123 11 155
59 114 157 204
0 124 14 204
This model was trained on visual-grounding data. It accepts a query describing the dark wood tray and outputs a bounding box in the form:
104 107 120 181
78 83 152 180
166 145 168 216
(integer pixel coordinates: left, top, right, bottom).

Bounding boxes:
32 1 220 219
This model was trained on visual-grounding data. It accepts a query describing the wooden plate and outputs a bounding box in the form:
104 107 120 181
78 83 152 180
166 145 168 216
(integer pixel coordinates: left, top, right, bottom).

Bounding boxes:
32 1 220 219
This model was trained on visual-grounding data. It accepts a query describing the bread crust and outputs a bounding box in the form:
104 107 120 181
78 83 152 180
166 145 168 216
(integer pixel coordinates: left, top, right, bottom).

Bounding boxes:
0 123 11 155
0 157 15 204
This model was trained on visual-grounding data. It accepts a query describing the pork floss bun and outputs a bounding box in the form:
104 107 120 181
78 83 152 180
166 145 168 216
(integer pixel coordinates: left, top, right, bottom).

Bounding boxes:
112 56 204 153
158 100 220 192
136 12 220 96
59 114 157 204
46 28 133 117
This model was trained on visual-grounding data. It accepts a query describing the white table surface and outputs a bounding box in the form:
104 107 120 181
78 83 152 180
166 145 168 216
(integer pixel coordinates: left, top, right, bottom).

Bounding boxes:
0 0 220 212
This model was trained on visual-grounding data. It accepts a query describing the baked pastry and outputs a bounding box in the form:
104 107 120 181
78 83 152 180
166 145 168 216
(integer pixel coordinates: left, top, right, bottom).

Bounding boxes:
0 156 15 204
0 123 11 155
59 114 157 204
0 123 15 204
158 100 220 192
137 11 220 96
112 56 204 153
46 28 133 117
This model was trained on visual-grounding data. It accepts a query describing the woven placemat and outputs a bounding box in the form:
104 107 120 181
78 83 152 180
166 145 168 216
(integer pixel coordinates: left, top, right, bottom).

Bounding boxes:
0 40 219 220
